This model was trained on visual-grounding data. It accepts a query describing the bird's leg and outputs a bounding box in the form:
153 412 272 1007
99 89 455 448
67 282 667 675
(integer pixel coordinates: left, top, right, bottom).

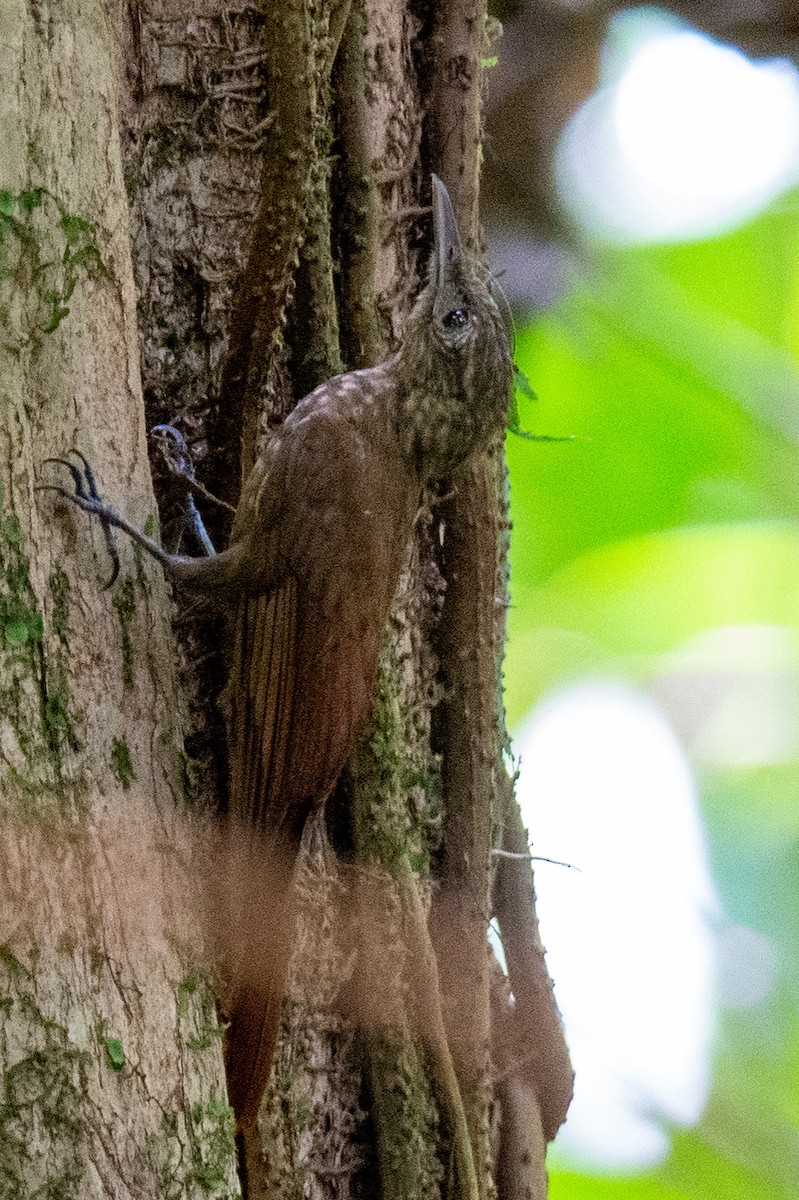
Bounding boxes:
150 424 236 558
38 448 249 599
37 449 178 588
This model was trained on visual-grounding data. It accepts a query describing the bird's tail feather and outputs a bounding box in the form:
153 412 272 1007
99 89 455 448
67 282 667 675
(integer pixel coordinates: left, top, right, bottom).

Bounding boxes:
221 825 303 1131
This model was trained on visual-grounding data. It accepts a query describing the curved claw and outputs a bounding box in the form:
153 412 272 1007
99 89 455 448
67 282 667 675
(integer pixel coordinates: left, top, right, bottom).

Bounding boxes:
151 423 188 450
64 449 120 582
67 448 101 498
38 454 174 575
37 453 121 587
41 457 88 499
100 549 120 591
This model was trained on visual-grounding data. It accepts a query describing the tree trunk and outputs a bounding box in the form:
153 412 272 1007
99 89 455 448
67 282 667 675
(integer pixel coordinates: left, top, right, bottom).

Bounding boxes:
0 1 237 1197
0 2 571 1198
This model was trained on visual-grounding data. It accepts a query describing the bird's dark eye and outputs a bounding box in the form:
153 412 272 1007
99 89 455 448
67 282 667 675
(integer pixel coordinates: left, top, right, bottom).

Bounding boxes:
443 308 468 329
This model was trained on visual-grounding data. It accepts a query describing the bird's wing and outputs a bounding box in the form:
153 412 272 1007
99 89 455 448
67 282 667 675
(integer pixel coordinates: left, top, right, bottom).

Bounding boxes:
224 409 383 833
221 405 401 1130
226 581 299 836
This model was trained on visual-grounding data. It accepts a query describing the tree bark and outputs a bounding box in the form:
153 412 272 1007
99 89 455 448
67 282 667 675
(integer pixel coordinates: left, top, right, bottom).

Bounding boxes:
0 2 571 1198
0 2 237 1197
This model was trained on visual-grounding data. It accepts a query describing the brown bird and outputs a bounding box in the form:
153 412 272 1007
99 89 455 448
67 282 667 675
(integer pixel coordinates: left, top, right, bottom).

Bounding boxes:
41 176 513 1134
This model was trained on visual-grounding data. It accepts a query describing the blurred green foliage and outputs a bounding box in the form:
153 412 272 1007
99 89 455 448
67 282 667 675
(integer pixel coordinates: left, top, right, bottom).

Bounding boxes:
505 191 799 1196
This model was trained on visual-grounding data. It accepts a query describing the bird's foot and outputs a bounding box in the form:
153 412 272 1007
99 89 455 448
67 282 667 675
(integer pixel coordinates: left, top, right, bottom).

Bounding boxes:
151 424 234 514
150 424 223 557
151 424 198 484
37 449 172 586
37 450 122 588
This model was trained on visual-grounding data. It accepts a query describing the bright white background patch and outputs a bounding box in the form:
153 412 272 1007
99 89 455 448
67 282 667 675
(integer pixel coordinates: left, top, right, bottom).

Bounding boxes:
514 681 718 1168
556 8 799 242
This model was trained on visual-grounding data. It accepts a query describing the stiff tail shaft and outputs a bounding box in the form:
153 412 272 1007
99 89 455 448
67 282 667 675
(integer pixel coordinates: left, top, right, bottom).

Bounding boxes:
222 824 305 1130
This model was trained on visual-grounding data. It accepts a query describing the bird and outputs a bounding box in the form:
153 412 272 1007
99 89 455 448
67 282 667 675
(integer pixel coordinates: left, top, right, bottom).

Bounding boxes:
40 175 513 1134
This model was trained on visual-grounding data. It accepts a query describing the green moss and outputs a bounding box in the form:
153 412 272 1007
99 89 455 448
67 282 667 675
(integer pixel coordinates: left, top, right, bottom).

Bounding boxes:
0 496 84 804
347 647 447 1199
177 973 225 1053
185 1026 225 1053
2 607 42 647
145 1090 239 1200
104 1036 125 1072
177 971 201 1017
43 691 76 753
0 991 90 1199
112 577 136 690
351 649 440 875
364 1031 441 1200
41 568 83 761
0 187 108 352
110 737 136 790
188 1092 238 1195
0 511 42 653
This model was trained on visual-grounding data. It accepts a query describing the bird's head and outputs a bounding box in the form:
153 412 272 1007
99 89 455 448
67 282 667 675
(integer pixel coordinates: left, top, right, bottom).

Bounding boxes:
397 175 513 476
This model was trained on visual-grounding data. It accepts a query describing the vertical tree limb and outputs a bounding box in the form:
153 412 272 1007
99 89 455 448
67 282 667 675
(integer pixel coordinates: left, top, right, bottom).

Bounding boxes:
0 2 237 1195
333 0 382 368
425 5 500 1195
492 776 574 1147
215 0 316 493
426 4 573 1195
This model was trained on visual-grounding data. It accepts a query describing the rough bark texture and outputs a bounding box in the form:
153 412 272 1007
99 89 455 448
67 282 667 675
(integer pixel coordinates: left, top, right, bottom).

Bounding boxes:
0 1 237 1196
2 2 573 1198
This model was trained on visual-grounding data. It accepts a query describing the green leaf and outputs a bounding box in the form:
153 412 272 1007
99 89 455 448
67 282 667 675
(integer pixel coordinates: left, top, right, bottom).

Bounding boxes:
104 1036 125 1072
2 515 24 545
26 611 43 643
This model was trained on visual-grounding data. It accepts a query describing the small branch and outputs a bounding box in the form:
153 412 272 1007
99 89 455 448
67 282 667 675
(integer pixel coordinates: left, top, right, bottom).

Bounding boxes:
214 0 316 498
401 859 479 1200
429 450 500 1200
490 958 548 1200
284 0 352 397
333 0 381 368
491 848 579 871
426 0 484 242
425 8 495 1195
492 771 574 1143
